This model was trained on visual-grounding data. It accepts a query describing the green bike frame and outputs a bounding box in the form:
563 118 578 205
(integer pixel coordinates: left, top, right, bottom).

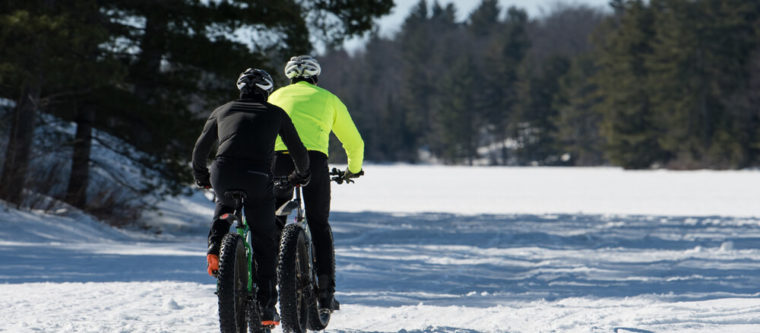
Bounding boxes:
235 209 254 293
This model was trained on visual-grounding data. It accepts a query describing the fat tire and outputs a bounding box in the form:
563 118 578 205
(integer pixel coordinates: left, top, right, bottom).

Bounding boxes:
308 227 335 331
278 224 312 333
307 230 334 330
218 233 251 333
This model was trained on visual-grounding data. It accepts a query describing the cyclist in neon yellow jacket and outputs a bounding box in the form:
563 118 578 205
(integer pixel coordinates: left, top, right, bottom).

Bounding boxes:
269 55 364 312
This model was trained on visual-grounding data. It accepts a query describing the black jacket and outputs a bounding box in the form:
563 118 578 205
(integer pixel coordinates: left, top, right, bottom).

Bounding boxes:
192 96 309 180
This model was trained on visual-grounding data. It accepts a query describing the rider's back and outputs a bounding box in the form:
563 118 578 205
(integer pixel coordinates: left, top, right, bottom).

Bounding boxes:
269 81 364 173
270 81 335 153
202 99 291 168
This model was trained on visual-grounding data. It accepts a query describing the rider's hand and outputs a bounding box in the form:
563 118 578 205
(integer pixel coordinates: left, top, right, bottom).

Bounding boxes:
194 169 211 189
344 169 364 183
288 170 311 187
195 176 211 189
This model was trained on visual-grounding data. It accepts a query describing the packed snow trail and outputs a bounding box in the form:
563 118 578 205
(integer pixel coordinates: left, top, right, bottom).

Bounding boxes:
332 212 760 306
3 166 760 332
3 211 760 332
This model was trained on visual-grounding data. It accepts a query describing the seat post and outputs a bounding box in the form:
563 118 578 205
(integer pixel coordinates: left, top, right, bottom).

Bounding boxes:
224 190 248 226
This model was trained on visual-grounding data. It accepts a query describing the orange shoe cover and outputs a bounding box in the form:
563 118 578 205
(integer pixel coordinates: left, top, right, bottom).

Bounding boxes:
261 320 280 327
207 254 219 276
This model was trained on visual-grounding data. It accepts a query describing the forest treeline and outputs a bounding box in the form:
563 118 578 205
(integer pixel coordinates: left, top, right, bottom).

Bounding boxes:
319 0 760 169
1 0 759 222
0 0 392 218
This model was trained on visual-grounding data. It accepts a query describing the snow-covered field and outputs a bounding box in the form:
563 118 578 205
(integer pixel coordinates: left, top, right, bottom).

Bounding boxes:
2 165 760 332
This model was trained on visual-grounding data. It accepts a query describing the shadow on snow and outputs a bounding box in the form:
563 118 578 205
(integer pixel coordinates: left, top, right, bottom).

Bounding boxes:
2 211 760 308
330 212 760 306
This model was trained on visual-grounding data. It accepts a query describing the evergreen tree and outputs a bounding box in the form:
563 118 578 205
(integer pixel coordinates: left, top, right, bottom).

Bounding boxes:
468 0 500 37
397 0 434 162
62 1 126 208
480 7 530 165
321 33 404 162
432 55 480 164
1 0 393 210
647 0 760 168
359 35 404 162
515 55 570 165
0 0 123 206
553 54 604 165
593 0 665 169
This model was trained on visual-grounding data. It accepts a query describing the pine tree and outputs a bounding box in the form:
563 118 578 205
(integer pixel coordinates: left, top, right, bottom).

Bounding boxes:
711 0 760 167
468 0 500 37
480 7 530 165
0 0 123 206
647 0 760 168
515 55 570 165
553 54 604 165
397 0 434 162
432 55 480 164
1 0 394 209
593 0 665 169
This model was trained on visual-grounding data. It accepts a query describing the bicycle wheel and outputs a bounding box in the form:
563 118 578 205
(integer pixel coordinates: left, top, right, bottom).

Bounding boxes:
218 233 250 333
306 237 332 331
277 224 312 333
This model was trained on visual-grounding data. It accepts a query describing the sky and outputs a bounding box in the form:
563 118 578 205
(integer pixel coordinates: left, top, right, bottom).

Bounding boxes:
341 0 611 52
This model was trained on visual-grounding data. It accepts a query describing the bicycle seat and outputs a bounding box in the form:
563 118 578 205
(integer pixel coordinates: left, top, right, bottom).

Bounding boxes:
224 190 247 201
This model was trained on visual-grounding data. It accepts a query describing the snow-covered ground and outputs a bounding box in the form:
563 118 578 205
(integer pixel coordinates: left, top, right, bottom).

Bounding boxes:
2 166 760 332
330 166 760 217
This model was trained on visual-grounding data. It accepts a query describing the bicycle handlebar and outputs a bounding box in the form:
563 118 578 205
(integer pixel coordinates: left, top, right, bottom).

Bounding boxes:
272 168 359 187
330 167 356 184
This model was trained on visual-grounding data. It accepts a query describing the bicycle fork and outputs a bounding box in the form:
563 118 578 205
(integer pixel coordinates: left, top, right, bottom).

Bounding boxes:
291 186 317 289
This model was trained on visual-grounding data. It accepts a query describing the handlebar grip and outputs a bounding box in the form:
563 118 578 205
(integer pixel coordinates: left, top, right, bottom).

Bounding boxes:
329 167 343 176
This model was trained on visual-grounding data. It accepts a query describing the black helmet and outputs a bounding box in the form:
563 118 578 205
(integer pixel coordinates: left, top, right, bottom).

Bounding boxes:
236 68 274 96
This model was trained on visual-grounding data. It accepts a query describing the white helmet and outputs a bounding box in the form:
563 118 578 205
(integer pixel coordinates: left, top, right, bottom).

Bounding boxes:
236 68 274 95
284 55 321 80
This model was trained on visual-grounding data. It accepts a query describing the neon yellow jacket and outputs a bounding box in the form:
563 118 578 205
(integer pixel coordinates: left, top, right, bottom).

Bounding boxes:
269 81 364 173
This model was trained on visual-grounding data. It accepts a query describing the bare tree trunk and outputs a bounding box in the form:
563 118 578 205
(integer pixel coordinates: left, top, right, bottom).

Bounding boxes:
0 83 41 207
65 104 95 208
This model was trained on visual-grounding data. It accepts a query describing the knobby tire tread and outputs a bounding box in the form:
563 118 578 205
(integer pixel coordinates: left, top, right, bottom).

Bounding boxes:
278 224 309 333
307 230 334 330
218 233 250 333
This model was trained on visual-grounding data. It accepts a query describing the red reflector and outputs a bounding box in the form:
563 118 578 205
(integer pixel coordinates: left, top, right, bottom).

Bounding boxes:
220 213 230 220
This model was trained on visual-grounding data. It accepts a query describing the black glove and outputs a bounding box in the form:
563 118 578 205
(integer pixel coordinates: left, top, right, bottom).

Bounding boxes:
288 170 311 187
195 169 211 189
343 169 364 183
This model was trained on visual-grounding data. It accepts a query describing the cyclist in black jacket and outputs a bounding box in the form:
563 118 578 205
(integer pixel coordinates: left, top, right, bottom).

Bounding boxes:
192 68 310 326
